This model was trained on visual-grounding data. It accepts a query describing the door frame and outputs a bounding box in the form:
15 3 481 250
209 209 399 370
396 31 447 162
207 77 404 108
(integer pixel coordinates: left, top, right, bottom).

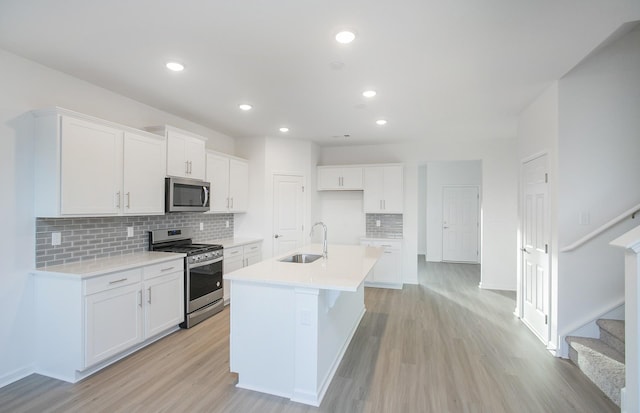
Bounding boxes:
441 185 481 264
516 152 551 346
271 172 306 257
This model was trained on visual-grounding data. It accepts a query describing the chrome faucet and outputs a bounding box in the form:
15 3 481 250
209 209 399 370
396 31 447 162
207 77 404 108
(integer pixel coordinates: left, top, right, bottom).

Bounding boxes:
310 222 328 258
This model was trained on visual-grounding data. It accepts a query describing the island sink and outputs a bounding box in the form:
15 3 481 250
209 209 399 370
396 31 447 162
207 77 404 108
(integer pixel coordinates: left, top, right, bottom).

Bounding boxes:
279 253 323 263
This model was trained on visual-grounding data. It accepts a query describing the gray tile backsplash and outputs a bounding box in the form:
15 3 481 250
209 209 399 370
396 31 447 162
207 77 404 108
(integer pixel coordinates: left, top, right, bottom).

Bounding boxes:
35 213 234 268
365 214 403 238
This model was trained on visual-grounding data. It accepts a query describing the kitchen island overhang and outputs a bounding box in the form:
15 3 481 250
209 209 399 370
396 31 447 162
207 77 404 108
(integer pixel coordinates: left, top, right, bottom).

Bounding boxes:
224 244 383 406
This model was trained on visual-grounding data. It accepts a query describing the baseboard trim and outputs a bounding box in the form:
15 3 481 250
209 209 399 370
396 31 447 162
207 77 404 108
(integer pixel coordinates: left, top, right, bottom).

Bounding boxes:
0 366 34 389
478 281 516 291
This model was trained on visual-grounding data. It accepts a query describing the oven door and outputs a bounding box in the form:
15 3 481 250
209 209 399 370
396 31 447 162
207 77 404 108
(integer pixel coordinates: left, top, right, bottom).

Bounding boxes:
186 257 223 313
166 177 210 212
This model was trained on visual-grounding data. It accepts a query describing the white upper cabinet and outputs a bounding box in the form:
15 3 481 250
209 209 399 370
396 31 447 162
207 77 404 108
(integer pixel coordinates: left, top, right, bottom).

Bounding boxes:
59 116 123 215
317 166 363 190
34 108 166 217
206 151 249 213
122 131 166 215
163 127 207 180
363 165 403 213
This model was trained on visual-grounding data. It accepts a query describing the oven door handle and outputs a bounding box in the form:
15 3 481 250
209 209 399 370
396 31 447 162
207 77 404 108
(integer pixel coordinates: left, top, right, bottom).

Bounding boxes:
189 256 223 268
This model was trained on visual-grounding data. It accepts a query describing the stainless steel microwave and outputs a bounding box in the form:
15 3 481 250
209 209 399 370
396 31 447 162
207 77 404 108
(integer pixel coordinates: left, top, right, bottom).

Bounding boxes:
165 177 210 213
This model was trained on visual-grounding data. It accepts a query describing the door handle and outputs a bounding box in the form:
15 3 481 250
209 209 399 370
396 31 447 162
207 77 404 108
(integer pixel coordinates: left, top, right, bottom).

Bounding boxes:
443 226 449 229
274 234 283 239
521 248 531 254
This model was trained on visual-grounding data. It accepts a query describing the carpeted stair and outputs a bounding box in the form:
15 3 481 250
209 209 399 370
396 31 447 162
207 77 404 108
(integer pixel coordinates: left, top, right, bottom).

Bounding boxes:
566 319 625 407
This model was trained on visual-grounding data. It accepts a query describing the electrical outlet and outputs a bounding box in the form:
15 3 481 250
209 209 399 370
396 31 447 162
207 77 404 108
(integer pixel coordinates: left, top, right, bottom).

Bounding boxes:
226 220 229 228
200 222 204 231
376 220 381 227
51 232 61 246
127 226 134 237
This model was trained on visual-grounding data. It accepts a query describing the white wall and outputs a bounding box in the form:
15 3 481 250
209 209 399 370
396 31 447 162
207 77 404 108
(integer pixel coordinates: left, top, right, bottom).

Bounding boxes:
0 49 236 386
320 138 518 290
236 136 319 258
424 161 482 263
556 26 640 345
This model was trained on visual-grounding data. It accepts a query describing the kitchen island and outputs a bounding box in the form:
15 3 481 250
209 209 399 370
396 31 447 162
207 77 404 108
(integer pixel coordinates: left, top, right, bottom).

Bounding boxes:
224 244 382 406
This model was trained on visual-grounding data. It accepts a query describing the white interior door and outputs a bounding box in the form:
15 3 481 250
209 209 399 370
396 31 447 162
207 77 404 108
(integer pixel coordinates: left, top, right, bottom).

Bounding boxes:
273 175 304 256
521 155 550 343
442 186 479 262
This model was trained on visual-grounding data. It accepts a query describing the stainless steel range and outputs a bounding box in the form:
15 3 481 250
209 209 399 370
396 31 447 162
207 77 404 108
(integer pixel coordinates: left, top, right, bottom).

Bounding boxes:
149 228 223 328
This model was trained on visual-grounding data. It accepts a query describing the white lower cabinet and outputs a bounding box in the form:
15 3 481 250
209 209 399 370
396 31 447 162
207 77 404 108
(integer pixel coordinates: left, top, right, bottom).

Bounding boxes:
34 258 184 383
223 241 262 303
360 239 403 288
85 282 143 368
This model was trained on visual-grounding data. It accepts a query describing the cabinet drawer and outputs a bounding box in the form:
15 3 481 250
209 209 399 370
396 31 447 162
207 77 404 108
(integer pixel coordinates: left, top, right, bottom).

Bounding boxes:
84 269 142 295
224 246 243 259
143 259 183 280
243 243 261 257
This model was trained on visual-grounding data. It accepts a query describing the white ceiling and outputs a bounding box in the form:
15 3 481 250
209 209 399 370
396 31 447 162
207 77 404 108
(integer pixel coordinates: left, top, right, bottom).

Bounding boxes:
0 1 638 146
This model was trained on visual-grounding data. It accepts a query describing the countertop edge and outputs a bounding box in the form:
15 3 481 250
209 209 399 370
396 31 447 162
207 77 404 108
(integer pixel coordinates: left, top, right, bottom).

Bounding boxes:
32 252 186 279
204 237 263 248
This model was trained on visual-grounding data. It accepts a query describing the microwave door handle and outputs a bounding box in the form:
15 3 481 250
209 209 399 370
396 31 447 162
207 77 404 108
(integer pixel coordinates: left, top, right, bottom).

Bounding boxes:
202 186 209 207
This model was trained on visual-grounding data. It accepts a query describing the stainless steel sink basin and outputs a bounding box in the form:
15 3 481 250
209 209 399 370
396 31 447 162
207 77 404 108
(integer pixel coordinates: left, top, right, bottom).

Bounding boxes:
279 253 323 263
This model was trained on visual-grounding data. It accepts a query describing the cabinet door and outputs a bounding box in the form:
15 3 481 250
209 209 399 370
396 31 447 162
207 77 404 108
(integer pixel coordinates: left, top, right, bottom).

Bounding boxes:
166 132 188 178
363 167 385 213
382 166 403 213
85 283 142 368
373 246 401 284
340 167 364 190
360 240 376 282
223 249 244 303
123 132 165 215
317 168 342 190
144 272 184 338
185 138 206 180
243 242 262 266
229 159 249 212
60 116 123 215
206 153 230 212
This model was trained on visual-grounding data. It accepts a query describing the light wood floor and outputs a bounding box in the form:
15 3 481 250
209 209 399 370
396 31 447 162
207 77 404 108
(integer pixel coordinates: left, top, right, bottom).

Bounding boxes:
0 261 617 413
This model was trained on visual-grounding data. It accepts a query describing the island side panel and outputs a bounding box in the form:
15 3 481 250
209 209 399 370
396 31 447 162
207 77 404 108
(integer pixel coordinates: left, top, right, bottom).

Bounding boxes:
229 280 296 399
291 284 366 406
316 284 365 399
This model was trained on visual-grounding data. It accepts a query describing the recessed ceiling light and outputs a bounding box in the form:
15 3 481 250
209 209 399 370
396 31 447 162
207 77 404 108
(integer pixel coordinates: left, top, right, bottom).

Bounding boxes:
279 127 289 133
376 119 387 126
166 61 184 72
363 90 377 98
335 31 356 44
238 104 253 111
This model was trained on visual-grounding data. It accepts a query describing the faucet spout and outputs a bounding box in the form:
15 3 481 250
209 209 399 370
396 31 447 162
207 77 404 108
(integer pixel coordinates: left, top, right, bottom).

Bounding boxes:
310 222 328 258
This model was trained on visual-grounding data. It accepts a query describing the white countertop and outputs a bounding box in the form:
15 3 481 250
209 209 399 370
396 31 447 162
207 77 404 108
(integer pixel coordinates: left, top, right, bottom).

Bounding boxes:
203 237 263 249
224 244 382 292
32 251 186 279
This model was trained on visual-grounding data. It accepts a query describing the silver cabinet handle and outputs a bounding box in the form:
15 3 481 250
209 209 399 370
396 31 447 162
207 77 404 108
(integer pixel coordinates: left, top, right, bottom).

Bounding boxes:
230 197 234 209
126 192 131 208
138 290 142 307
443 226 449 229
109 278 127 285
383 200 386 210
147 287 152 304
189 161 193 174
161 266 175 272
274 234 283 238
185 161 189 174
116 191 121 208
521 248 530 254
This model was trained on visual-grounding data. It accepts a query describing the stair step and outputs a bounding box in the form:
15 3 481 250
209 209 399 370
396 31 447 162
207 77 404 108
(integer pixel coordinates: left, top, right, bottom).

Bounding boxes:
597 319 625 356
566 336 625 407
